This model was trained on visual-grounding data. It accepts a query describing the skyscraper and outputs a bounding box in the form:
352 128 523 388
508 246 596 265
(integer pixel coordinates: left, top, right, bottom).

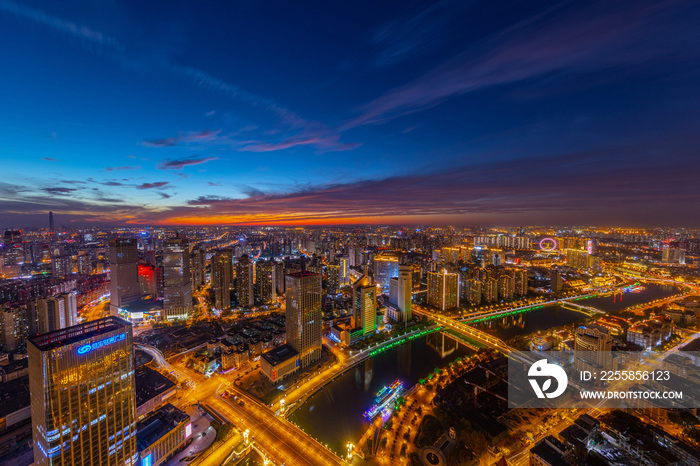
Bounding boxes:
36 292 78 334
236 255 254 308
286 271 322 368
109 238 140 316
255 259 277 305
50 245 72 279
397 264 412 320
373 254 399 293
326 263 340 294
163 236 192 318
427 269 459 310
211 249 233 311
190 243 207 289
28 317 138 466
48 211 54 231
352 275 377 336
0 305 27 352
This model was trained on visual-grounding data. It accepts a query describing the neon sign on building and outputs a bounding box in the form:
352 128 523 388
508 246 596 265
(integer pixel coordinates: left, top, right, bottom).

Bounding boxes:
77 333 126 355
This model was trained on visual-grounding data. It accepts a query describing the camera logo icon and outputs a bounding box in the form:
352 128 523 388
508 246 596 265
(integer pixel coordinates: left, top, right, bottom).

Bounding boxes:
528 359 568 399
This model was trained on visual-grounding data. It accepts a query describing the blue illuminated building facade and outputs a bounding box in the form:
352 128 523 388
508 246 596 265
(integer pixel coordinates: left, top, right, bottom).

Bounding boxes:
28 317 138 466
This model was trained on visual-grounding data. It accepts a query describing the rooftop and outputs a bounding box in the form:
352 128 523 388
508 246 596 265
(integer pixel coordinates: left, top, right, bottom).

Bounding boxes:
136 403 189 452
28 316 131 352
135 366 176 408
261 344 298 366
0 377 30 418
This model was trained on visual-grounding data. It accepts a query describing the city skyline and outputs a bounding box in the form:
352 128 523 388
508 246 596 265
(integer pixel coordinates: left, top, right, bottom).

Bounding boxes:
2 0 700 228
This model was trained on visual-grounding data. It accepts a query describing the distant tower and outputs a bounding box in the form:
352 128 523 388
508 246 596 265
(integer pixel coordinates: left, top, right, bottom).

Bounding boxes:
48 211 54 231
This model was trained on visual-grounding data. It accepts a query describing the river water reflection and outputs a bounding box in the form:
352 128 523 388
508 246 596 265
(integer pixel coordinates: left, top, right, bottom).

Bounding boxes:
288 333 473 455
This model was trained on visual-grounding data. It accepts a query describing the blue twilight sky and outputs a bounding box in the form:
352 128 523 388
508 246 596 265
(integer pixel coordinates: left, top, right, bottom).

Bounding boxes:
1 0 699 227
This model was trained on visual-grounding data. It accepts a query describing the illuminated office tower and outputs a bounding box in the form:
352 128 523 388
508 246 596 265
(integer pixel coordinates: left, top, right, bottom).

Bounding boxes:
373 253 399 293
190 243 207 289
28 317 138 466
338 255 350 284
352 275 377 336
163 236 192 318
255 259 277 305
397 265 412 320
138 265 156 297
236 255 254 308
427 269 459 310
326 263 340 294
211 249 233 311
498 275 515 301
286 271 322 367
109 238 140 315
466 279 482 306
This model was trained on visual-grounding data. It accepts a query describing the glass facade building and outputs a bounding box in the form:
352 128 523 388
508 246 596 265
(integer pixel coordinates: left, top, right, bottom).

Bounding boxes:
28 317 138 466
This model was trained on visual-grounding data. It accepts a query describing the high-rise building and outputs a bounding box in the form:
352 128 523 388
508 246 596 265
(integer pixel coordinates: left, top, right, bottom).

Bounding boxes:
327 263 340 294
427 269 459 310
211 249 233 311
51 246 72 279
190 243 207 289
48 211 54 231
483 277 498 303
373 254 399 293
352 275 377 336
28 317 138 466
275 261 285 295
574 324 612 352
466 279 482 306
662 247 686 264
163 237 192 318
498 275 515 301
36 292 78 337
255 259 277 305
77 251 92 276
235 255 254 308
0 305 27 352
338 255 350 285
286 271 322 368
550 270 563 292
138 264 156 297
512 268 528 296
109 238 140 315
397 265 412 320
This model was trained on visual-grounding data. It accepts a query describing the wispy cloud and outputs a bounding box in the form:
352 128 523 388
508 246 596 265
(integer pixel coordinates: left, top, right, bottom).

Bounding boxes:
143 130 222 147
43 187 77 195
105 165 140 171
346 0 683 128
239 134 360 153
136 181 169 190
372 0 470 67
42 157 58 161
0 0 121 49
157 156 217 170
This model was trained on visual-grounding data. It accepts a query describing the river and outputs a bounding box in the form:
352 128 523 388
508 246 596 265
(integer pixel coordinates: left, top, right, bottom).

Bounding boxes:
287 333 473 455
